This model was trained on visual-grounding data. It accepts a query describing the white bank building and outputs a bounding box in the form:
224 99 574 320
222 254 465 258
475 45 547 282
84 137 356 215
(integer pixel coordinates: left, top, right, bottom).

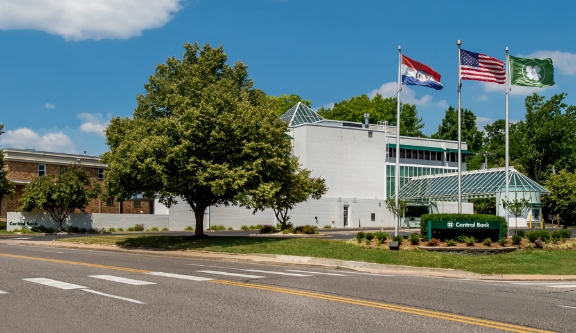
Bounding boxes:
166 103 478 230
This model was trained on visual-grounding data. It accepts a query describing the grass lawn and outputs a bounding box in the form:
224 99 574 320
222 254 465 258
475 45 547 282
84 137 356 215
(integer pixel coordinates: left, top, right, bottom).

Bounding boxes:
57 235 576 275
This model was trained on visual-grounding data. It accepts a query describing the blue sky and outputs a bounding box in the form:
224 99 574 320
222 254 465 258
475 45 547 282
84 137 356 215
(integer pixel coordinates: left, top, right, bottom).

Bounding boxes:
1 0 576 155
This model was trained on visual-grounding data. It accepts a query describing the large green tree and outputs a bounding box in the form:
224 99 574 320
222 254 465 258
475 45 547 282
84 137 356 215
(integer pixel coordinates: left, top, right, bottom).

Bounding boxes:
317 94 426 137
0 124 15 220
268 94 311 116
19 165 102 232
240 156 327 230
103 43 297 237
515 93 576 183
543 170 576 226
431 106 483 153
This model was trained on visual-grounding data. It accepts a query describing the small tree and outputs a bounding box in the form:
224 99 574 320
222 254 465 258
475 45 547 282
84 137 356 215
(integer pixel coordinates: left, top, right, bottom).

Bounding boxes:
502 196 532 233
385 197 407 235
241 156 327 230
543 170 576 227
20 165 102 232
0 124 16 218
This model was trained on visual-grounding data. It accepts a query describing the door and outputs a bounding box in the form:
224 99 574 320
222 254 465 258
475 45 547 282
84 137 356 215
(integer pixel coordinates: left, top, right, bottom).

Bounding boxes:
343 205 349 227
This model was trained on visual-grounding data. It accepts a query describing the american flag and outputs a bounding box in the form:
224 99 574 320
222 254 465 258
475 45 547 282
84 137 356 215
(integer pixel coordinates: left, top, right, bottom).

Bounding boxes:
460 49 506 84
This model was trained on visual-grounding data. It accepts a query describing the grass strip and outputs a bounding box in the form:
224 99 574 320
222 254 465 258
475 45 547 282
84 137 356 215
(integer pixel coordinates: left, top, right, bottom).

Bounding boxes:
58 235 576 275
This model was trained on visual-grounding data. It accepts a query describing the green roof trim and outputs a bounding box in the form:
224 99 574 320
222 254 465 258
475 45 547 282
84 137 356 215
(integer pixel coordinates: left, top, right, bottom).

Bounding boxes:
387 144 445 153
446 148 474 155
280 102 324 127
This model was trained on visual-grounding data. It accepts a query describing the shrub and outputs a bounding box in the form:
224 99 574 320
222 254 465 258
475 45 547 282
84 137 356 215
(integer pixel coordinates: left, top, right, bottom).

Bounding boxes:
282 228 292 234
293 225 318 234
365 232 375 241
538 230 551 242
79 228 88 233
409 233 421 245
515 230 526 238
117 227 124 232
402 235 409 240
108 227 116 232
511 235 522 244
126 227 135 232
209 225 226 231
455 234 472 243
227 227 233 230
374 231 389 243
445 239 457 247
420 214 507 240
559 229 572 239
134 224 145 231
240 225 249 231
356 231 365 243
527 231 540 242
482 238 492 246
427 238 440 246
392 235 403 242
260 225 276 234
184 226 194 231
161 227 169 231
465 237 476 246
150 227 159 232
498 237 509 246
248 224 264 230
323 225 332 229
89 228 99 234
31 225 55 233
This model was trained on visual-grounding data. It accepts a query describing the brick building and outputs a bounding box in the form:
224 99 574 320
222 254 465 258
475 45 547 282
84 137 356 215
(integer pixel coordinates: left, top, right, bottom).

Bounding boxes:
0 149 153 219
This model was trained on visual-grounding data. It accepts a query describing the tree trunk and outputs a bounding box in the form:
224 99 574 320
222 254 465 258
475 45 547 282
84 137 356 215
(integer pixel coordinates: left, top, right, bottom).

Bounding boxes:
194 207 205 236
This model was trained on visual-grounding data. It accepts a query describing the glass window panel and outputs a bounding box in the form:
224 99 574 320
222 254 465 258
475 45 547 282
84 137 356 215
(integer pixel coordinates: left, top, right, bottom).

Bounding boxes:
425 151 430 160
400 149 405 158
419 150 424 159
431 152 436 160
406 149 411 159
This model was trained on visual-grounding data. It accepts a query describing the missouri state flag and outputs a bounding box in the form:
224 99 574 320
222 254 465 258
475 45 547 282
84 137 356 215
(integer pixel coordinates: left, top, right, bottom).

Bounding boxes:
401 55 443 90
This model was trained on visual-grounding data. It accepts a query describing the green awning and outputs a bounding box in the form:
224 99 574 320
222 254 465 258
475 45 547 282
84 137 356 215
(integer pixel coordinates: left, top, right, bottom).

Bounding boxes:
387 144 445 153
446 148 474 155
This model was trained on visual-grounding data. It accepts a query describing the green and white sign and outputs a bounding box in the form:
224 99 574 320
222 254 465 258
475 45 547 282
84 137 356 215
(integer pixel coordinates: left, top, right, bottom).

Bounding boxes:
427 220 502 241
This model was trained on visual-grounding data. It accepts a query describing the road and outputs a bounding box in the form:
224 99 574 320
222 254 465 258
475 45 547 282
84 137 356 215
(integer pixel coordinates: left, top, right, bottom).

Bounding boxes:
0 241 575 332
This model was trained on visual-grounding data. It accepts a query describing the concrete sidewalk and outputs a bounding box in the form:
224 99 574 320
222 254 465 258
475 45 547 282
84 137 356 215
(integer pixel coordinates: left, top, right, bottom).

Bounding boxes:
2 238 576 281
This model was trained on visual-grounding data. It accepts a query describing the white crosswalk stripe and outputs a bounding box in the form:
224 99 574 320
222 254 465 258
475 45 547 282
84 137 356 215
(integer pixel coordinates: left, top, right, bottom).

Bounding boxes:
196 270 265 279
548 285 576 288
23 278 86 290
146 272 213 281
285 270 350 276
0 290 7 294
89 275 156 285
241 269 312 277
82 289 145 304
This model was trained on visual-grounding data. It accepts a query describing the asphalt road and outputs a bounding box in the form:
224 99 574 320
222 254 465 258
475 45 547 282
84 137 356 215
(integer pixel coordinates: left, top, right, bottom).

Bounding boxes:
0 241 575 332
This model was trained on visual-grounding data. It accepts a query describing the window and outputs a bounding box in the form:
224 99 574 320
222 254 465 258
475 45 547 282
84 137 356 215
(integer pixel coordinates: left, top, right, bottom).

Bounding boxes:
98 169 105 180
431 151 436 160
437 152 443 161
368 131 373 138
406 149 411 159
134 201 142 208
371 213 375 221
400 149 405 158
38 164 46 177
388 147 396 158
60 166 68 174
424 151 430 160
106 197 115 207
419 150 424 159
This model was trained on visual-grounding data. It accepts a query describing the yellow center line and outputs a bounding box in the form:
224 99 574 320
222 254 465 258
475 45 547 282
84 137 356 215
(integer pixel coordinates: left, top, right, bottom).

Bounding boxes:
0 252 556 332
210 280 555 333
0 253 151 273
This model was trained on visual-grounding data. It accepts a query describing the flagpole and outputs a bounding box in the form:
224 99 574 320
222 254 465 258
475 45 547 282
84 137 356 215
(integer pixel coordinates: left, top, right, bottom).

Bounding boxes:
394 45 402 237
457 40 462 214
505 47 510 235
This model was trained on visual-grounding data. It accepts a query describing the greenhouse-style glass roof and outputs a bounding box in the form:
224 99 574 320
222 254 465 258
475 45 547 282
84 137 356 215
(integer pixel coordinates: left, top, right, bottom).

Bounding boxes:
280 102 324 127
398 167 549 201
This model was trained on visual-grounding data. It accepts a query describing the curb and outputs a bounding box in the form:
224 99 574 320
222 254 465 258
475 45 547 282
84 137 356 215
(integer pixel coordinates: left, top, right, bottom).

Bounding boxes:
3 240 576 281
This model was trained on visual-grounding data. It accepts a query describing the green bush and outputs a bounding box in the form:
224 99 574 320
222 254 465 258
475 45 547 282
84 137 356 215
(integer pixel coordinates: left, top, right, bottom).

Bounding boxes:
260 225 276 234
126 227 135 232
465 237 476 246
293 225 318 234
559 229 572 238
374 231 389 243
539 230 551 242
515 230 526 238
356 231 365 243
402 235 409 239
392 235 403 242
498 237 509 246
282 228 292 234
427 238 440 246
527 231 540 242
512 235 522 244
482 238 492 246
184 226 194 231
161 227 169 231
108 227 116 232
134 224 145 231
365 232 375 241
0 221 6 230
323 225 332 229
227 227 233 230
409 233 421 245
30 225 55 233
79 228 88 233
247 224 263 230
240 225 249 231
445 239 457 246
150 226 159 232
420 214 507 240
209 225 226 231
117 227 124 232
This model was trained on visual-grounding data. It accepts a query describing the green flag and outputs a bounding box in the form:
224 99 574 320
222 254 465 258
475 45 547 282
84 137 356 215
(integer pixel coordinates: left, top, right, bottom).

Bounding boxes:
509 56 554 87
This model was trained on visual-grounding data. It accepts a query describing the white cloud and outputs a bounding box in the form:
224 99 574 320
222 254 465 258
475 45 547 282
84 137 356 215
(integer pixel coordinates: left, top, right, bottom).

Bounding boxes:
0 0 183 41
482 82 554 96
524 50 576 75
437 100 449 108
369 82 447 107
77 113 110 136
477 95 489 101
45 103 55 109
0 128 75 152
476 117 493 129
